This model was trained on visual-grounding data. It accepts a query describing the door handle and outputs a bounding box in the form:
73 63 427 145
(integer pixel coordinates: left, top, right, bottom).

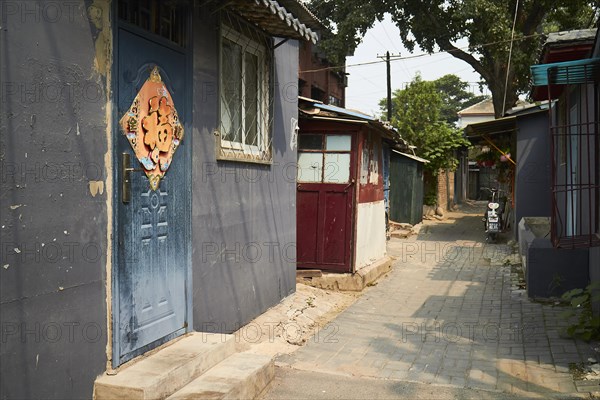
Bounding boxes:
122 152 132 204
122 153 146 203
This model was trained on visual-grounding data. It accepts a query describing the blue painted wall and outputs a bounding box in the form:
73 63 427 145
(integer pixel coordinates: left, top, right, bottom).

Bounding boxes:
0 2 109 398
1 3 300 398
515 111 551 238
190 9 299 333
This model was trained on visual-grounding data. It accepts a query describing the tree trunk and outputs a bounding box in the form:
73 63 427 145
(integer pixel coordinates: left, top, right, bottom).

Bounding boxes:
488 71 518 118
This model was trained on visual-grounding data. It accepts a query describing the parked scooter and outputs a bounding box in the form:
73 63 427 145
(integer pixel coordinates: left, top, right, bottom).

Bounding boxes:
481 187 505 242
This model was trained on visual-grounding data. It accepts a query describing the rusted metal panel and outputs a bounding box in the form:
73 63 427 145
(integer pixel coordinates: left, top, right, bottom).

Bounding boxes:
358 129 385 204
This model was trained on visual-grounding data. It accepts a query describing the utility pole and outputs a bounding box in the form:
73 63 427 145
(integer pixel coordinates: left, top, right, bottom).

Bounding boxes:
386 51 392 122
378 52 393 121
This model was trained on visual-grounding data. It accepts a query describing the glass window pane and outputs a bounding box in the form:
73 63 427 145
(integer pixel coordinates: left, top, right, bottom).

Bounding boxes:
244 52 259 147
221 38 242 143
326 135 351 151
297 152 323 182
324 153 350 183
299 134 324 150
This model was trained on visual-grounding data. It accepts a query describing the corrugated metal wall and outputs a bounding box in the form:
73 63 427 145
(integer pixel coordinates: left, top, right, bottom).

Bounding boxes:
389 153 424 225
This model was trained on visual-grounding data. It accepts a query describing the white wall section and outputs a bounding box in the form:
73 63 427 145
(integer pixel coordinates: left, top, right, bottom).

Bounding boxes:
355 200 387 270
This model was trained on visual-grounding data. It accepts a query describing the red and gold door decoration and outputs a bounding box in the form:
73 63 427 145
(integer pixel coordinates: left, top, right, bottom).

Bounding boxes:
120 66 184 191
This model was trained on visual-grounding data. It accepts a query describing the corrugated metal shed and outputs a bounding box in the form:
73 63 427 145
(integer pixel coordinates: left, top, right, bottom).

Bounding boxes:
391 150 429 164
530 58 600 87
465 116 517 141
298 96 401 141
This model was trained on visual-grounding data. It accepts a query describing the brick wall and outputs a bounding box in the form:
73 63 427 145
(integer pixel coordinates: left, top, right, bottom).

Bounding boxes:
436 169 456 212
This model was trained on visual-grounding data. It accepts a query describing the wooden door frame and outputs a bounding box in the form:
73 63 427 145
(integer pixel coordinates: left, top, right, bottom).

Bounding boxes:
296 124 358 272
109 1 194 368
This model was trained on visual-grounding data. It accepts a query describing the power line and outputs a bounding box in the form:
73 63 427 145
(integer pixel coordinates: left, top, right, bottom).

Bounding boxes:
299 32 544 74
502 0 520 115
380 22 403 54
367 29 393 52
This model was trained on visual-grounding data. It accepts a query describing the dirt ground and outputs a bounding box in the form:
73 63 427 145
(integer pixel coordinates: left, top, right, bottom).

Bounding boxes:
240 203 516 361
240 283 361 357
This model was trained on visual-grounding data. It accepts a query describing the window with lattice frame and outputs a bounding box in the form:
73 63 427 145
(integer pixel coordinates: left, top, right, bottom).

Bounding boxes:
217 12 274 164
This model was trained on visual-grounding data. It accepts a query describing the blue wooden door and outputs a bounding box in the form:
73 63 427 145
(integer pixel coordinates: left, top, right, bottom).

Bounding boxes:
114 25 190 366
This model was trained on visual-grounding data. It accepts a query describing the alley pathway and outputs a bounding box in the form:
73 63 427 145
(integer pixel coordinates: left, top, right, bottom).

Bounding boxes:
262 205 599 399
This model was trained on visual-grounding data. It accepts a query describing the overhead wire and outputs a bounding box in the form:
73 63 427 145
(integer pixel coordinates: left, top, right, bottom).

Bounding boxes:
502 0 520 115
379 20 411 79
299 31 544 74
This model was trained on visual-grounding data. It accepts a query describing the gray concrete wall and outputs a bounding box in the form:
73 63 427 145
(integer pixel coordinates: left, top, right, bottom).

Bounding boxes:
527 239 589 298
190 10 299 333
514 111 551 238
0 1 110 399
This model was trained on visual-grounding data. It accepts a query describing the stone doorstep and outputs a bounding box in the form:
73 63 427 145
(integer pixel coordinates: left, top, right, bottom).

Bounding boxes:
166 352 275 400
297 256 393 292
94 333 241 400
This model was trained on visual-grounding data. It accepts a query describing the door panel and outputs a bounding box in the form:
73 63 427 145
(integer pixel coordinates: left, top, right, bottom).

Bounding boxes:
115 27 190 365
322 192 348 264
297 191 319 263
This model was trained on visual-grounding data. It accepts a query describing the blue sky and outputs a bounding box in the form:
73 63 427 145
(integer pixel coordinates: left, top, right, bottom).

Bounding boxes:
344 15 488 116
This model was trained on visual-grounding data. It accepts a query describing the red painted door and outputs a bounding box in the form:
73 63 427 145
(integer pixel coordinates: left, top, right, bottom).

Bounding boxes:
297 133 355 272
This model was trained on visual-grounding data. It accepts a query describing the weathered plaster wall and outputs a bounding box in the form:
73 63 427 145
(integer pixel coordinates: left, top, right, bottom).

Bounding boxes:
190 9 299 333
355 201 387 271
358 130 384 203
0 1 109 399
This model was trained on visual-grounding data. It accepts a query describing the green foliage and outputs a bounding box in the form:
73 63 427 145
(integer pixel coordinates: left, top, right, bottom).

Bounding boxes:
381 74 471 173
308 0 599 116
433 75 487 124
381 74 487 124
424 192 437 207
560 282 600 342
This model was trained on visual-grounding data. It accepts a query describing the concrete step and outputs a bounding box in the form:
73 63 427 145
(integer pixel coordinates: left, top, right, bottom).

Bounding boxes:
166 352 274 400
94 333 238 400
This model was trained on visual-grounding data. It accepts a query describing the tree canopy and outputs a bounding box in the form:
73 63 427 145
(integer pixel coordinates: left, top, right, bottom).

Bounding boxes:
385 74 470 173
380 74 487 124
309 0 599 117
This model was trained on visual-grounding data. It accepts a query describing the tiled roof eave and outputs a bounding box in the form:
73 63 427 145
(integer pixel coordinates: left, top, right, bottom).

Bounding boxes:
228 0 319 43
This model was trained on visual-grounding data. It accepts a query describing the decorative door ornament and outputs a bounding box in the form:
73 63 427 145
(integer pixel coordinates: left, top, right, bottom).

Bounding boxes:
120 66 184 191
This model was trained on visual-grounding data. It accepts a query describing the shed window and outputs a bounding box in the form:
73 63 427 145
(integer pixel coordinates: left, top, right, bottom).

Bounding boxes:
298 134 352 184
217 13 273 163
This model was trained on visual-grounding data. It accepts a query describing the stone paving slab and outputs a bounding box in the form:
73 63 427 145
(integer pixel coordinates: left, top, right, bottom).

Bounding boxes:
278 208 600 398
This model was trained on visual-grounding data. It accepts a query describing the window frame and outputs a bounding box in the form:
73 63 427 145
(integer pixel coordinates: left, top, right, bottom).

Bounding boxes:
217 20 272 163
549 78 600 248
297 133 353 184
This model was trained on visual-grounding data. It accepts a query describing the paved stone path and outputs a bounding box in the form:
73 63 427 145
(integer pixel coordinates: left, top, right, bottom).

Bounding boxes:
275 206 599 398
